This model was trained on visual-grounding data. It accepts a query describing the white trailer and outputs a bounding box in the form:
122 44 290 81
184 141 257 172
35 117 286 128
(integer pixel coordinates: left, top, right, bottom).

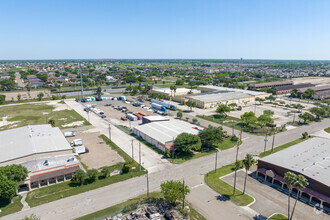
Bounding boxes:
71 139 82 146
64 132 76 137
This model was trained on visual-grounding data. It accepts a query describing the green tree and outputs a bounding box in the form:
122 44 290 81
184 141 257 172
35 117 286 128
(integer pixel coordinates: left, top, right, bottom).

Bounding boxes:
86 169 98 183
240 111 257 127
266 95 276 103
175 79 184 85
198 126 223 148
37 92 44 101
48 119 55 127
17 94 21 102
255 97 265 105
302 132 309 139
122 162 131 173
100 167 111 178
257 114 274 128
290 175 308 220
0 179 18 200
186 101 196 111
228 103 237 109
310 107 326 120
216 104 231 118
96 86 102 98
302 88 315 99
174 133 202 153
72 169 86 185
284 172 297 220
242 154 256 194
0 79 15 91
177 111 183 119
290 89 299 98
263 110 274 116
160 180 190 205
298 112 315 124
0 164 28 182
0 94 5 104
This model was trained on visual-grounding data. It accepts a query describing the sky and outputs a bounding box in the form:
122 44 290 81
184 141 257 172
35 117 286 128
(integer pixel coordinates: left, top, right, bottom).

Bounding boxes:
0 0 330 60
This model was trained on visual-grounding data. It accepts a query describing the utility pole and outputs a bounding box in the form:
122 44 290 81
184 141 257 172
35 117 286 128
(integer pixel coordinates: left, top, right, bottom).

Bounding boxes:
214 149 218 173
108 124 111 142
233 141 240 195
146 173 149 198
139 142 141 171
232 120 235 136
87 111 90 122
79 63 84 101
131 139 134 163
264 132 268 154
240 127 243 143
182 178 185 209
271 130 276 153
172 137 175 162
293 113 296 124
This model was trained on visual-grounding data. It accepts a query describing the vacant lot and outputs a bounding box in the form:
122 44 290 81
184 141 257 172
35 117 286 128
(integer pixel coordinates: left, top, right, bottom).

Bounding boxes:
292 77 330 86
66 131 124 169
0 101 90 130
0 90 51 101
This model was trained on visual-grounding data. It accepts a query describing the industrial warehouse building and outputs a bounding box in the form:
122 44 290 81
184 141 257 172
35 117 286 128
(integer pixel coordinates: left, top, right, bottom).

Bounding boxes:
0 125 80 191
257 137 330 210
150 87 200 101
178 85 269 109
133 120 199 152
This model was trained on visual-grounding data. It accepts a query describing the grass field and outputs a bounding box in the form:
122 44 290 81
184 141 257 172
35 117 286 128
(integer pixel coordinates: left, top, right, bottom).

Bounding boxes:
205 163 254 206
325 127 330 133
0 196 23 218
268 213 288 220
75 192 206 220
26 136 146 207
259 137 311 158
0 103 90 130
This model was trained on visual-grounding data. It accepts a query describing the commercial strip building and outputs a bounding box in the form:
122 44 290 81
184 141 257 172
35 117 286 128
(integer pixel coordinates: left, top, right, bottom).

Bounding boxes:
298 85 330 100
178 85 269 109
133 120 199 152
0 125 80 191
248 81 293 90
257 137 330 210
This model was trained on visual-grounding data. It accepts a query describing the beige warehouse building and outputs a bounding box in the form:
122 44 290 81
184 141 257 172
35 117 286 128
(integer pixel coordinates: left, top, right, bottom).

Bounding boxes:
180 85 269 109
150 87 200 102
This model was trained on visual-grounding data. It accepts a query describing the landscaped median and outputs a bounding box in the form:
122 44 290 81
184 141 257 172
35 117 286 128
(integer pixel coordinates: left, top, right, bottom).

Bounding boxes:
259 136 311 158
268 213 288 220
204 163 254 206
25 135 147 207
75 192 206 220
325 127 330 133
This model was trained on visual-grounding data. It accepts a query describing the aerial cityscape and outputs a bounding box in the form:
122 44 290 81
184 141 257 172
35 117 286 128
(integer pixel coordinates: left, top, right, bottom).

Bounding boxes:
0 1 329 220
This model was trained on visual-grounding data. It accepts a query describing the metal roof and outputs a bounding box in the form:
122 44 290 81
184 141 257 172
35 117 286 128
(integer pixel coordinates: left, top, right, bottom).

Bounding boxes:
185 91 252 103
0 125 72 163
197 85 268 96
259 137 330 187
133 120 199 145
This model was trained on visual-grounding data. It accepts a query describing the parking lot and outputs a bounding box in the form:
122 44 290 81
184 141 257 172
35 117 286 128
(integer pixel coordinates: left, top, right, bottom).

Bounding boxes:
65 130 125 169
221 168 329 220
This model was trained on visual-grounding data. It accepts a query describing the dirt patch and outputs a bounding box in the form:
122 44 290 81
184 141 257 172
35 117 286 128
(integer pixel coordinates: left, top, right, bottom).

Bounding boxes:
0 116 18 128
46 100 72 111
62 121 85 127
65 131 125 169
0 90 51 101
292 77 330 86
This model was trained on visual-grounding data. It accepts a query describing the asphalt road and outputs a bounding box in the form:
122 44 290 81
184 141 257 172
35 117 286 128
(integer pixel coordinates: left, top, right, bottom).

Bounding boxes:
4 100 329 220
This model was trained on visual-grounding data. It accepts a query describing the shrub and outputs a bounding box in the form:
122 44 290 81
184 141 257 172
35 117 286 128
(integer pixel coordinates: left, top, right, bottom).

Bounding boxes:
230 135 239 142
122 162 131 174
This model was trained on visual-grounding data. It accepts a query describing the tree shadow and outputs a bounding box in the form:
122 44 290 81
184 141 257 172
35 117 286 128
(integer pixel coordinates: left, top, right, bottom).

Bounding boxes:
216 195 229 202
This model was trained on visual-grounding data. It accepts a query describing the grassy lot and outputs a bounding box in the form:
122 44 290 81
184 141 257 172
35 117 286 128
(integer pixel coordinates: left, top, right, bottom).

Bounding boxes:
75 192 206 220
0 103 90 130
216 138 240 151
259 137 311 158
268 213 288 220
26 136 146 207
0 196 23 218
205 163 254 206
197 115 283 136
325 127 330 133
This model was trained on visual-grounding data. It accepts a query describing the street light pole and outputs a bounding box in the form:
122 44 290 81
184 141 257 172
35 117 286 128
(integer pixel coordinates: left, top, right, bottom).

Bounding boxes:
264 133 268 154
214 150 218 173
139 142 141 171
131 140 134 163
233 142 240 195
146 173 149 198
182 178 185 209
232 120 234 136
271 130 276 153
108 124 111 142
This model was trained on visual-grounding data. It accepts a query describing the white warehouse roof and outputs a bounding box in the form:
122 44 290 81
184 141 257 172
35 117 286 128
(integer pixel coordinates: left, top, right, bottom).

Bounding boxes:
0 124 72 163
133 120 199 145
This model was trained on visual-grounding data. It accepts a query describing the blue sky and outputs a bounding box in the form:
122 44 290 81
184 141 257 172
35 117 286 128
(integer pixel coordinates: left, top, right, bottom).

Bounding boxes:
0 0 329 60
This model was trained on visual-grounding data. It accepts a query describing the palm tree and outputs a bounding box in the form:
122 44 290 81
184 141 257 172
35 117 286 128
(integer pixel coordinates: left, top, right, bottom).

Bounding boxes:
284 172 297 220
242 154 256 194
290 175 308 220
170 85 175 100
173 85 177 98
